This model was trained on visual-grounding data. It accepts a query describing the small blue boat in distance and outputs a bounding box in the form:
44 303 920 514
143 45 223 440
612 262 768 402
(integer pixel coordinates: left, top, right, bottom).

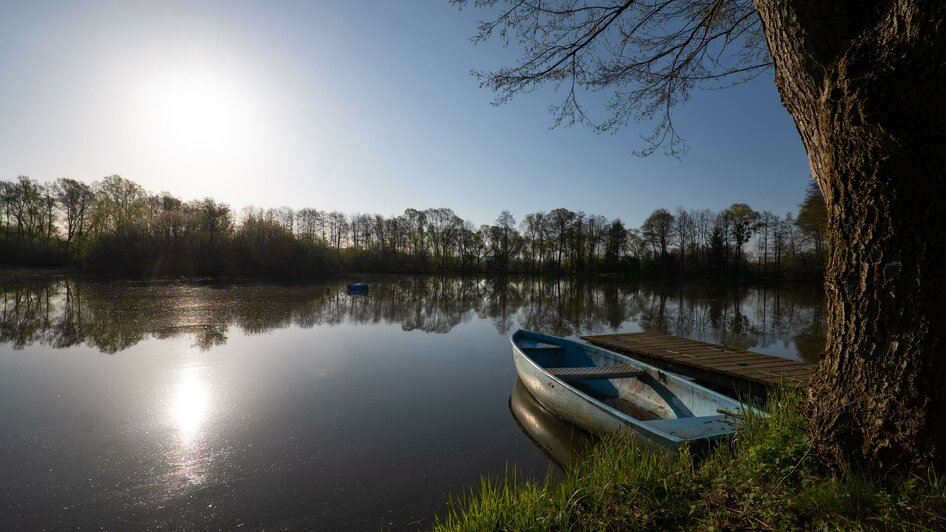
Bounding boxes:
511 329 756 454
346 282 369 293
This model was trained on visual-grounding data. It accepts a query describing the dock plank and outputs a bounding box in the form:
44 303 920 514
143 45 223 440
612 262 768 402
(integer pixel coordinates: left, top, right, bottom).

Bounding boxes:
710 360 808 371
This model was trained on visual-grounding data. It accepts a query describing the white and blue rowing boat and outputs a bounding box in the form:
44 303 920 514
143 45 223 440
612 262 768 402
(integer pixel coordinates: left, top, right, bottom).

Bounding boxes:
512 330 755 453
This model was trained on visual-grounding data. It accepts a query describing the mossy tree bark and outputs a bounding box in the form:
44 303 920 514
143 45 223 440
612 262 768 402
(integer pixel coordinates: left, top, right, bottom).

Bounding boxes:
756 0 946 469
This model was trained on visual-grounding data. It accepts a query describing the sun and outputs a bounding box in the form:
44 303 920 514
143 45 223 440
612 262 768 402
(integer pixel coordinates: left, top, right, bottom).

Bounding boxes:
135 62 264 162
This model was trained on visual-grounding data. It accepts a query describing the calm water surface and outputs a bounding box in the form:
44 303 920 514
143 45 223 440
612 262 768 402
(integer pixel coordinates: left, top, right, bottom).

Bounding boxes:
0 273 824 530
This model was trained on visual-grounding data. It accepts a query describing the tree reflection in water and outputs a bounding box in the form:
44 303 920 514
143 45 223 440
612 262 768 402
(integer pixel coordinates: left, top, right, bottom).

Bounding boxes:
0 275 825 361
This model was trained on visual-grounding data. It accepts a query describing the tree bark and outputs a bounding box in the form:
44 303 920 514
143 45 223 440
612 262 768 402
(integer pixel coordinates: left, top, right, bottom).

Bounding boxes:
756 0 946 469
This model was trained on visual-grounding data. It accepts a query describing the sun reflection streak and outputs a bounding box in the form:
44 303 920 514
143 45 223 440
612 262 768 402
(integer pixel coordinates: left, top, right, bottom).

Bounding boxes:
164 365 216 490
171 367 209 444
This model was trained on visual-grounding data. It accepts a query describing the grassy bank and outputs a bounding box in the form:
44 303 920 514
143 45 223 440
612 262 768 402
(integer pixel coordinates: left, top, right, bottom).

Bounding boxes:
436 391 945 530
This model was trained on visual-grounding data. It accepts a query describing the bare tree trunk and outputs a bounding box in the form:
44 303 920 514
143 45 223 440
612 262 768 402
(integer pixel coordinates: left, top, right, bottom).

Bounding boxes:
757 0 946 469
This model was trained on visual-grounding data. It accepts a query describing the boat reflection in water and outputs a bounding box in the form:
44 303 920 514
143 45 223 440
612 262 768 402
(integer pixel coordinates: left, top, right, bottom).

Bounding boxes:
509 378 593 471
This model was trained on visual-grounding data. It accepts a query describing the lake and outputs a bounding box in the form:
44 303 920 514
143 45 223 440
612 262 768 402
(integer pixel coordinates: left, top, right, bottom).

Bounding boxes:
0 273 824 530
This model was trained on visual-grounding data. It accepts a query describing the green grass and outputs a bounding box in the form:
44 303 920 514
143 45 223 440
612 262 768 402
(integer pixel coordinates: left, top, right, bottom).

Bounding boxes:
435 390 946 531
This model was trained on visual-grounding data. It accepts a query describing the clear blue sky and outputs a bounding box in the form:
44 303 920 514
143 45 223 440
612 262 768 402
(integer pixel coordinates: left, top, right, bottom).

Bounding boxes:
0 1 810 227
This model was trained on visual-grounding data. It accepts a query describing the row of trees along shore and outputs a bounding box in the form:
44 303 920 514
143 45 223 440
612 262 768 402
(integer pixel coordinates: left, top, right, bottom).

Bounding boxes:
1 174 826 279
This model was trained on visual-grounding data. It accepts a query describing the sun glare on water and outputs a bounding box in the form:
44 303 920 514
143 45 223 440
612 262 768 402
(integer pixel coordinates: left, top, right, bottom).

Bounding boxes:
170 365 210 443
164 364 216 490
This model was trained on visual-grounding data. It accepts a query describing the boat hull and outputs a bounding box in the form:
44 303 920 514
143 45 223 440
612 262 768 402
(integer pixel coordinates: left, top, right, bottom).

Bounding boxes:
511 330 751 453
513 339 678 452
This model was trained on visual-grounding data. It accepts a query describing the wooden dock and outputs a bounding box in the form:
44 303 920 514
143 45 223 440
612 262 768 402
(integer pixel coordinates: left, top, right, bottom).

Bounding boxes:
580 332 811 401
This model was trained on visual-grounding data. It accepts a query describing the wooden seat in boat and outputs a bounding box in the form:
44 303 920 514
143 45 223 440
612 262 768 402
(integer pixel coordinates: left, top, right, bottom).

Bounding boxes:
547 365 644 381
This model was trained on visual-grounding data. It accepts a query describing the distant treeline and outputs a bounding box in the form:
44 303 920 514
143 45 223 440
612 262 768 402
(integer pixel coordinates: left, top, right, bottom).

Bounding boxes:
0 175 827 279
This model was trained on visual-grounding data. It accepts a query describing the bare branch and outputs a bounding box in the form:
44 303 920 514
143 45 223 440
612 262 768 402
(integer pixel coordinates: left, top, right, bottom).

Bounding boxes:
454 0 770 156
